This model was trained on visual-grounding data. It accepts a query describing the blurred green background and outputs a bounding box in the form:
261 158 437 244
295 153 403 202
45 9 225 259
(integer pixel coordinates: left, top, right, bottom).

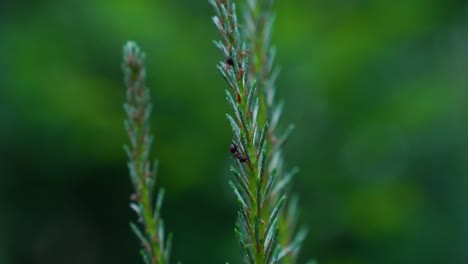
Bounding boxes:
1 0 468 263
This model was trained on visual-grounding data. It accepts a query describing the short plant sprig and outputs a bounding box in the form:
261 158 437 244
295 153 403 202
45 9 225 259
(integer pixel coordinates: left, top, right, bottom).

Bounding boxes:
244 0 277 123
210 0 286 263
122 41 172 264
244 1 308 263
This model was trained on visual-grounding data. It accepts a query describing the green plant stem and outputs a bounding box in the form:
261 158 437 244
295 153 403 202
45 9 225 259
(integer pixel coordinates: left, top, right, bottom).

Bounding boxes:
243 0 307 263
210 0 285 263
245 0 275 125
122 41 170 264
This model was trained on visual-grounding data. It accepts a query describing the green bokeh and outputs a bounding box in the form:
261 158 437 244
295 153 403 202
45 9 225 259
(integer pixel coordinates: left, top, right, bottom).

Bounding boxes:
1 0 467 264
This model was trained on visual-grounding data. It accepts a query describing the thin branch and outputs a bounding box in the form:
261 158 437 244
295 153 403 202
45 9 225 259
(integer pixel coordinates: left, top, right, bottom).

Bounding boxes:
122 41 171 264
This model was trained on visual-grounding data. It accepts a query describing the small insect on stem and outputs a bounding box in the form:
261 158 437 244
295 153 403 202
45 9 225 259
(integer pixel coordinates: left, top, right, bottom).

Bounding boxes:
229 143 247 163
226 56 234 66
223 56 236 74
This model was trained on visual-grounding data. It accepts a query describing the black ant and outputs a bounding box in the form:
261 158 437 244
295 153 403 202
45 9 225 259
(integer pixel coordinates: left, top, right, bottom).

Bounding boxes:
225 55 245 86
226 56 234 66
229 143 247 163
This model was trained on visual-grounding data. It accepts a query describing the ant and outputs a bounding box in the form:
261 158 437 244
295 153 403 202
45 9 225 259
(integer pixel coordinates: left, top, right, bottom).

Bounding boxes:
229 143 247 163
225 56 234 66
224 55 246 85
